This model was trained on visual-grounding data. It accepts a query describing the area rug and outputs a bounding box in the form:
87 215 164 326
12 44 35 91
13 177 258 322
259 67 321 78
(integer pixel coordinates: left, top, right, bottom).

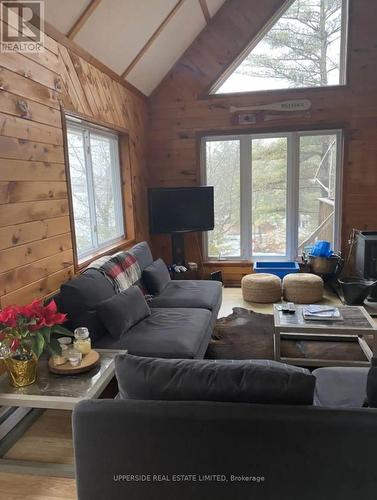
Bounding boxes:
205 307 369 363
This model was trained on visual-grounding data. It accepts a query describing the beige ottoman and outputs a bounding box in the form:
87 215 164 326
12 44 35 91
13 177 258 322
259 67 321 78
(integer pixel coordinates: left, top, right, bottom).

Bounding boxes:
283 273 324 303
241 273 282 303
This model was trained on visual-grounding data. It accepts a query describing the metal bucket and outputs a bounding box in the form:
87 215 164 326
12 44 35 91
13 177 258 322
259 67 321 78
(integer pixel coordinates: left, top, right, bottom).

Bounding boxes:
338 277 377 305
307 254 342 275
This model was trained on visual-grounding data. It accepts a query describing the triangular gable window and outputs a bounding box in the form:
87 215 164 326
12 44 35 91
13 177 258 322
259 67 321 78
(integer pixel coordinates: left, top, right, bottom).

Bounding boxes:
213 0 348 94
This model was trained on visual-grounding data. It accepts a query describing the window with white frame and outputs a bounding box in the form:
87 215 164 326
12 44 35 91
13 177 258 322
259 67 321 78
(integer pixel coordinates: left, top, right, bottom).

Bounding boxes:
203 130 342 261
66 118 125 260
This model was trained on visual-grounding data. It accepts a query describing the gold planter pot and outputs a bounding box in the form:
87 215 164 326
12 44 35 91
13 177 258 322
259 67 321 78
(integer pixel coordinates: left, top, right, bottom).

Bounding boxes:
4 355 37 387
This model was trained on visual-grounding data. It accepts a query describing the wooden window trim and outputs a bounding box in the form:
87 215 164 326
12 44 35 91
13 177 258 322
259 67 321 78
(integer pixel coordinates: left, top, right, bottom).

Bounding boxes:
61 107 136 272
76 237 136 271
203 260 251 266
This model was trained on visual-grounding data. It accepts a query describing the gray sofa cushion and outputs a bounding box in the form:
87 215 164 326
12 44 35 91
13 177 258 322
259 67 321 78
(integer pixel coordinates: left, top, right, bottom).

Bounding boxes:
150 280 222 311
367 358 377 407
115 354 315 405
97 286 151 339
128 241 153 272
59 269 116 341
313 367 369 408
142 258 171 294
94 308 212 358
60 269 115 316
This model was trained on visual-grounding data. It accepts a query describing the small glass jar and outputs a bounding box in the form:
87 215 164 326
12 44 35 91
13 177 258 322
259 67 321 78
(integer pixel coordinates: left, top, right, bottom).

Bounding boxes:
73 327 91 355
58 337 72 348
53 337 72 366
67 347 82 367
52 351 66 366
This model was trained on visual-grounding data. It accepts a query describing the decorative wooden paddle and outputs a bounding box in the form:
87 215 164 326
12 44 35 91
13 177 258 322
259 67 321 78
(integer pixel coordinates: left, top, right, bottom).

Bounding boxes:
230 99 312 113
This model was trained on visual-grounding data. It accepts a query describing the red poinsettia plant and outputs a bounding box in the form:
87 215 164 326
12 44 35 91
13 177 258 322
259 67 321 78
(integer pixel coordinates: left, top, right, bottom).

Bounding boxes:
0 299 72 360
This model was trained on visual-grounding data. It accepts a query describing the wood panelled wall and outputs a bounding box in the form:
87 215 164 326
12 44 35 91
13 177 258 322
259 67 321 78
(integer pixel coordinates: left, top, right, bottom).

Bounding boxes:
0 32 148 306
148 0 377 285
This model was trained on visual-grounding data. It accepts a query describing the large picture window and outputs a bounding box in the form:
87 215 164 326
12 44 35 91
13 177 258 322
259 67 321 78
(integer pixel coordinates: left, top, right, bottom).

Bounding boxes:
66 119 125 260
203 130 342 261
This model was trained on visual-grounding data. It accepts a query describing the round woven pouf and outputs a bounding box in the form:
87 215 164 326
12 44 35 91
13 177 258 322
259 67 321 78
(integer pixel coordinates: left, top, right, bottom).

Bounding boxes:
241 273 282 303
283 273 324 303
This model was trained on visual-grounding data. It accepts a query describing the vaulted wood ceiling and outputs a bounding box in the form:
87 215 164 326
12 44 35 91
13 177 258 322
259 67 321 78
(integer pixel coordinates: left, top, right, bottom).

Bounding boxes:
43 0 226 96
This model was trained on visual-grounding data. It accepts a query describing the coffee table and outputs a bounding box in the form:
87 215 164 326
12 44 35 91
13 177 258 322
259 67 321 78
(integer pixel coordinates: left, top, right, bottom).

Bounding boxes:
273 305 377 367
0 349 125 477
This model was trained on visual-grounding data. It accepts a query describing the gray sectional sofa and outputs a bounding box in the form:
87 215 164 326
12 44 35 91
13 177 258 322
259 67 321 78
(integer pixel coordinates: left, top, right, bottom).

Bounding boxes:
56 242 222 358
73 361 377 500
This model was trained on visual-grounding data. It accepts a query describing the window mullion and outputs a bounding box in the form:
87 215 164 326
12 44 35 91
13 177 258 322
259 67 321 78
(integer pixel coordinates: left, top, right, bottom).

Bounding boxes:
240 136 252 260
84 130 98 249
339 0 349 85
287 132 299 260
334 131 343 252
111 137 124 236
201 139 209 260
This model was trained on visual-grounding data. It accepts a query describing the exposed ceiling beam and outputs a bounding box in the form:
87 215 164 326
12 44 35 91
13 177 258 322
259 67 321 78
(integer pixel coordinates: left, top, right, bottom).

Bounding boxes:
67 0 102 40
22 11 147 101
198 0 211 24
121 0 185 79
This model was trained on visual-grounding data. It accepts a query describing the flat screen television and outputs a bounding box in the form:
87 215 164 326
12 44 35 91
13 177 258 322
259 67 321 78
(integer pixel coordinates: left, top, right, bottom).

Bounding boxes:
148 186 214 234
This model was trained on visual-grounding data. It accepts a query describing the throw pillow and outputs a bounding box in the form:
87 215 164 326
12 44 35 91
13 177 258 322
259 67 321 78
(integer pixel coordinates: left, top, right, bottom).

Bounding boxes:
128 241 154 271
115 354 316 405
97 286 151 339
69 309 108 343
60 269 116 318
142 258 171 294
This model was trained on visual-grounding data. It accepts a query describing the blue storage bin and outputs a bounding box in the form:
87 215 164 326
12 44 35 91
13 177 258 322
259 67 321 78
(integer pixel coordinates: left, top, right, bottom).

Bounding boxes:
253 261 300 279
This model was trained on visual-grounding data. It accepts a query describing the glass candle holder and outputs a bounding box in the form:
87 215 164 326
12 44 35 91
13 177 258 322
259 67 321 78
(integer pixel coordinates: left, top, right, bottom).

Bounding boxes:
74 327 91 355
53 337 72 366
67 348 82 367
58 337 72 347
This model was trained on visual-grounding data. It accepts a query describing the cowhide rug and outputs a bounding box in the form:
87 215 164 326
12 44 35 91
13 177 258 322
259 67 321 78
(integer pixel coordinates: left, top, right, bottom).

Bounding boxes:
205 307 369 363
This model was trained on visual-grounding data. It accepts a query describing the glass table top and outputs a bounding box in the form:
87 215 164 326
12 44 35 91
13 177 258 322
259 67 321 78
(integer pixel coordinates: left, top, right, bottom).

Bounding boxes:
274 305 376 330
0 350 123 409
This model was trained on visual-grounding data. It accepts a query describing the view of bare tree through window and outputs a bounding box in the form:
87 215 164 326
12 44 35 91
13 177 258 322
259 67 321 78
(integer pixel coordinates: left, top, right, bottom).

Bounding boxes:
252 137 287 256
217 0 346 93
67 123 124 258
67 129 93 255
206 140 240 258
298 134 337 252
90 134 120 245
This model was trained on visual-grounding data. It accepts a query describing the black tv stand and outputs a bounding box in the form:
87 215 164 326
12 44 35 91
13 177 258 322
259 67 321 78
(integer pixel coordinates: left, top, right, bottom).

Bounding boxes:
171 232 186 265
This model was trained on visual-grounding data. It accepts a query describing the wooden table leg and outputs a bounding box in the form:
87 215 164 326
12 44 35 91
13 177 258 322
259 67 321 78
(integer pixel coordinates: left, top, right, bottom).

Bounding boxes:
274 329 281 361
373 333 377 361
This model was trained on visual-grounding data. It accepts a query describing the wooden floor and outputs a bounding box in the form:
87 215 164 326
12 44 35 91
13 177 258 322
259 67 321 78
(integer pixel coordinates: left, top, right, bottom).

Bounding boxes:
4 410 74 465
0 410 76 499
219 285 341 317
0 287 354 499
0 472 77 499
